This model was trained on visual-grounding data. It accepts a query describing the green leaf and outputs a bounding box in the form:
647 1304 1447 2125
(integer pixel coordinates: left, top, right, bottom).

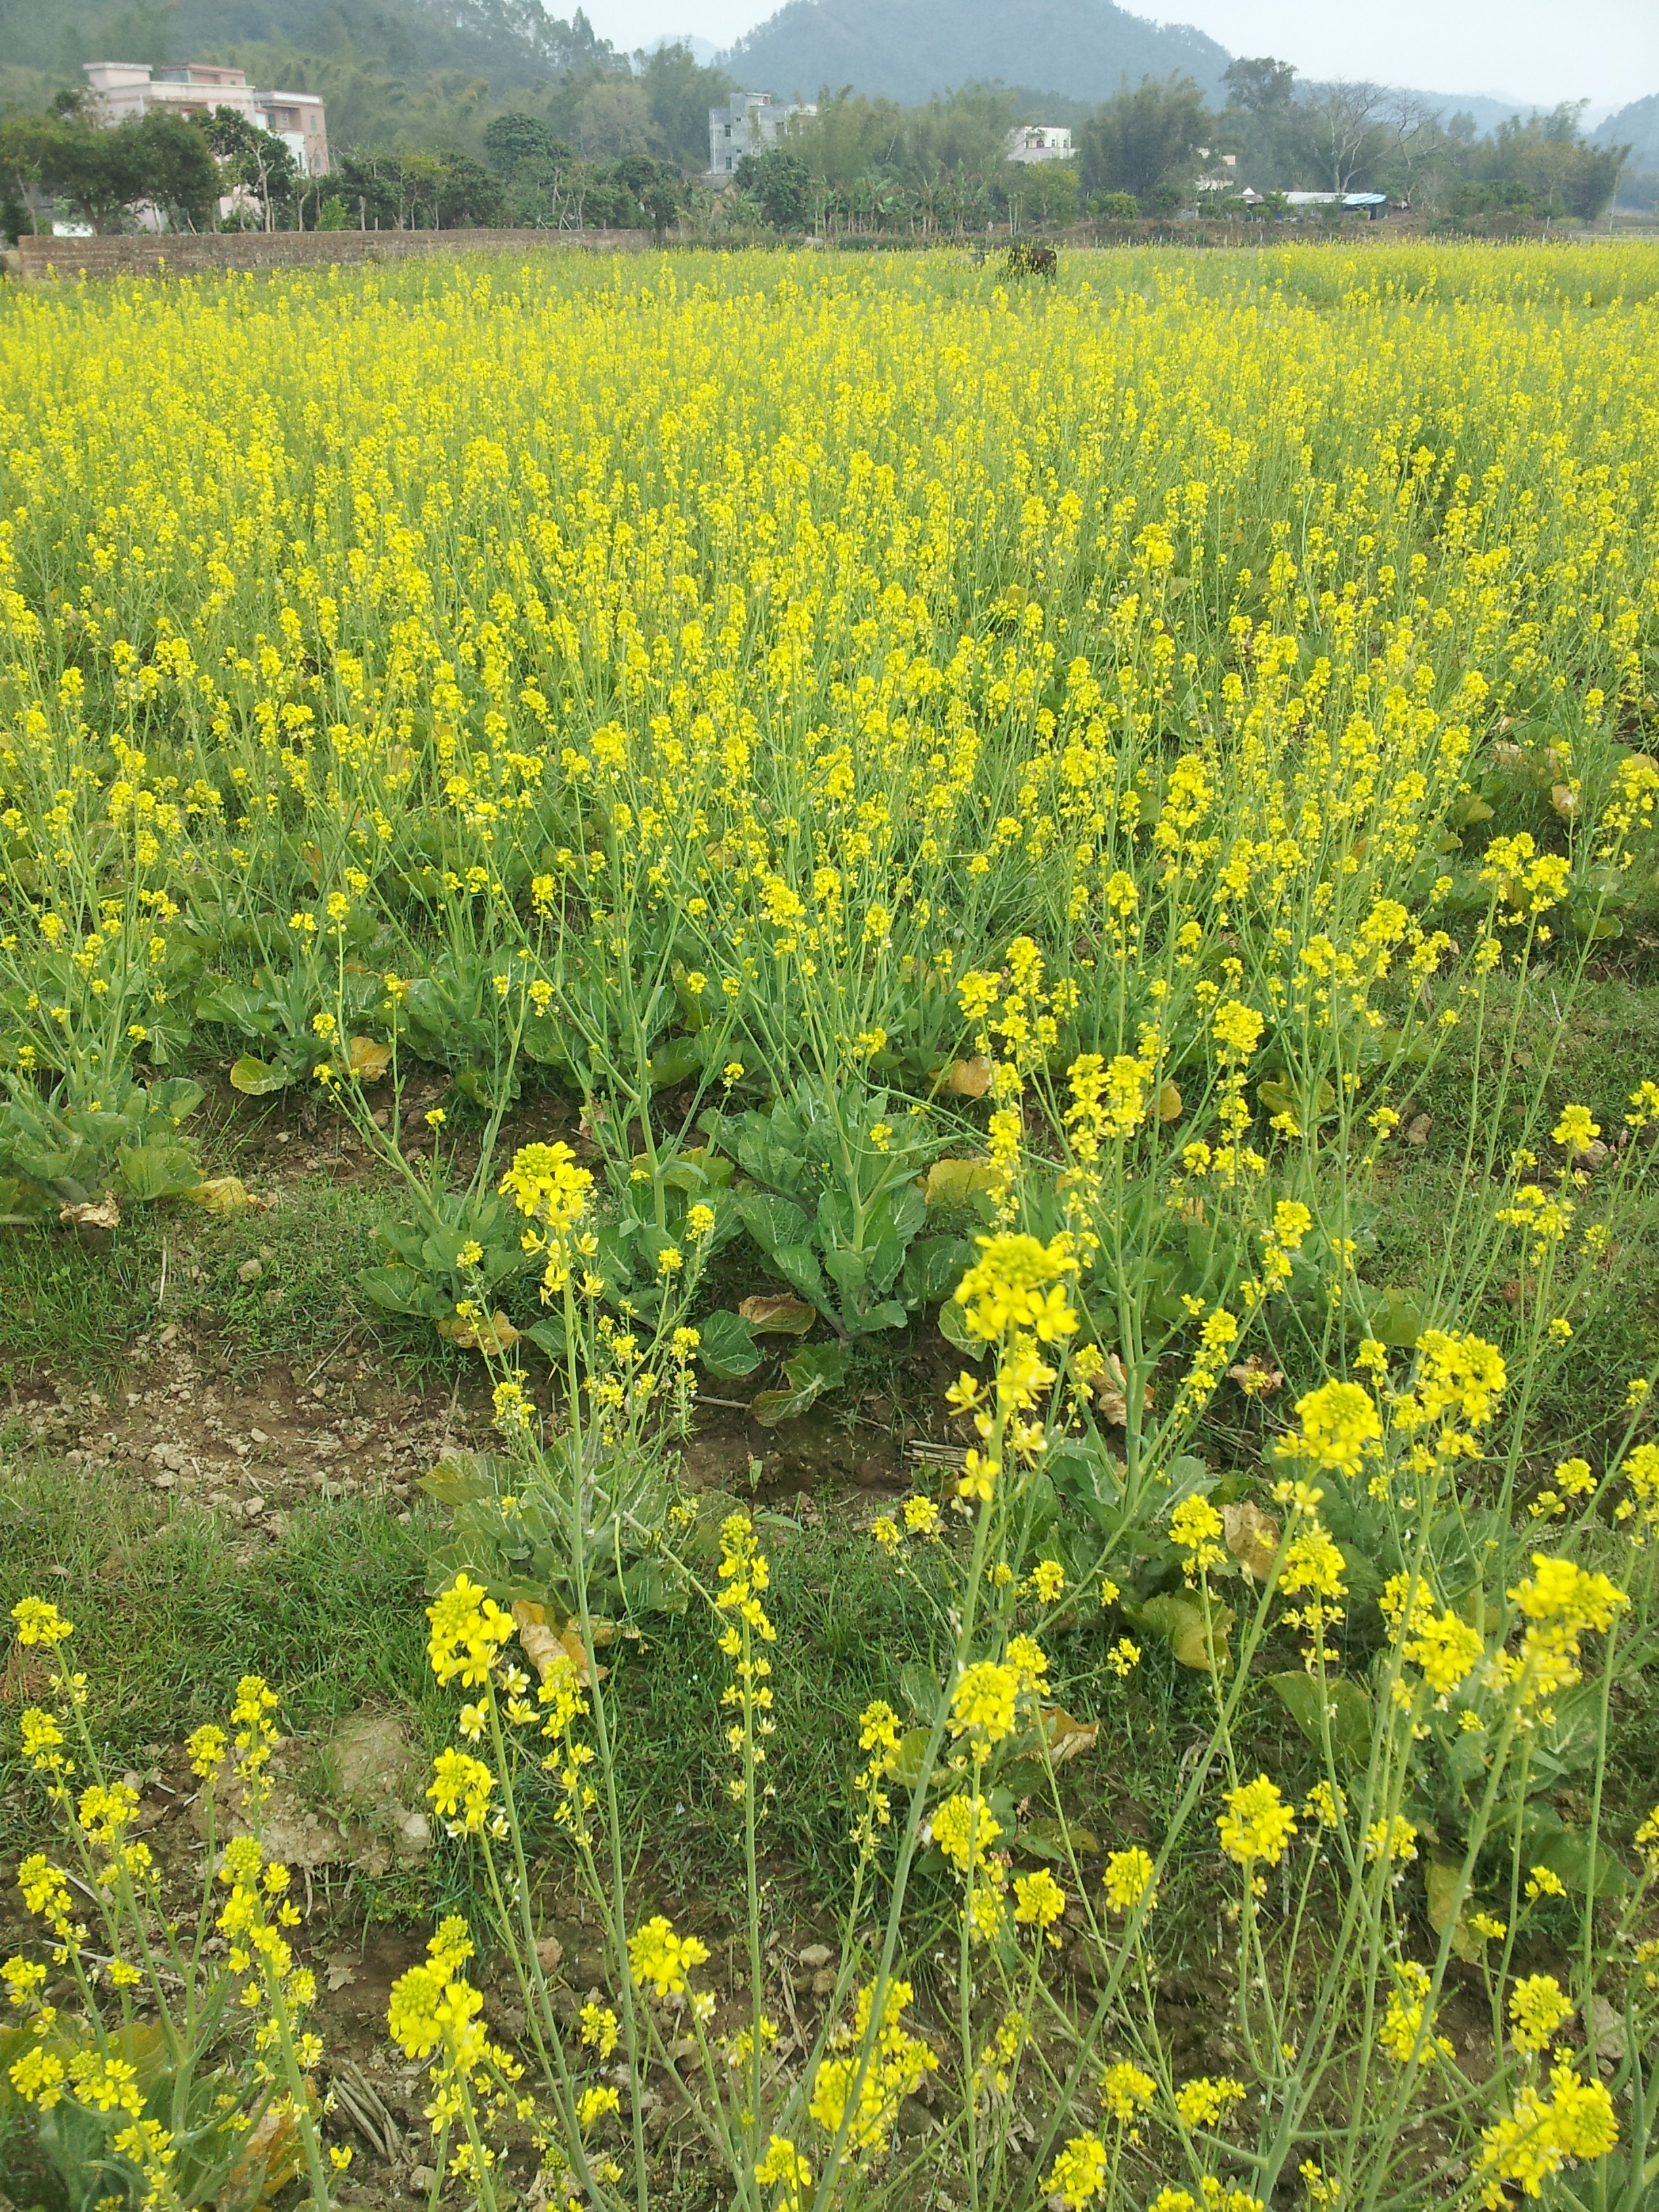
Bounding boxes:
750 1340 851 1426
695 1309 762 1379
1352 1285 1423 1348
1524 1822 1628 1897
455 1066 520 1111
938 1296 986 1359
360 1264 447 1318
114 1143 201 1200
1423 1858 1484 1962
228 1055 291 1096
1128 1592 1233 1673
1019 1814 1100 1859
195 981 278 1031
772 1241 827 1305
647 1045 703 1090
619 1557 689 1616
144 1078 205 1124
925 1157 999 1206
419 1452 499 1506
735 1191 812 1256
898 1662 938 1719
846 1296 907 1336
751 1386 817 1426
785 1341 851 1393
527 1315 568 1361
1267 1671 1372 1765
893 1727 933 1788
901 1234 972 1309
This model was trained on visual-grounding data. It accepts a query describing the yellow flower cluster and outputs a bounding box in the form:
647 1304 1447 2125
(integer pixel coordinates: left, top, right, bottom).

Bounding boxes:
807 1978 938 2158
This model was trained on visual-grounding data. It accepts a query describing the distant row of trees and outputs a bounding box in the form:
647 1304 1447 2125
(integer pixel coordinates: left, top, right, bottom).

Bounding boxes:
723 64 1632 239
1216 62 1627 220
0 44 1631 245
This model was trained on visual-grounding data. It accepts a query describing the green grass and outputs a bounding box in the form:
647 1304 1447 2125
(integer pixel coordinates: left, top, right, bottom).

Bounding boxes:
0 1171 463 1385
0 1459 440 1781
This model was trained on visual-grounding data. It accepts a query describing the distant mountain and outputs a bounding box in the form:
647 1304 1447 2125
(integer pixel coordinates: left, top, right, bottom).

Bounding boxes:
1412 91 1545 138
647 31 722 64
718 0 1231 108
1595 91 1659 171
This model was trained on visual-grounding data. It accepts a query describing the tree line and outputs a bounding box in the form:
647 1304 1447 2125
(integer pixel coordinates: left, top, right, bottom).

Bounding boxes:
2 43 1631 243
727 63 1629 238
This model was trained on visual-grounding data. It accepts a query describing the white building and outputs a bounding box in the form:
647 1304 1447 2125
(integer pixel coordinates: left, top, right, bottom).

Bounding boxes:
1006 125 1074 165
708 91 816 178
82 62 329 176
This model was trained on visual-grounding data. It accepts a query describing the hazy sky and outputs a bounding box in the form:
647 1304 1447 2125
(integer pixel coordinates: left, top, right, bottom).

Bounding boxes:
586 0 1657 112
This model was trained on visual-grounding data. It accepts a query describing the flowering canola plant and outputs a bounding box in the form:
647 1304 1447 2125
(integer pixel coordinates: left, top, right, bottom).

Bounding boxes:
3 243 1659 2212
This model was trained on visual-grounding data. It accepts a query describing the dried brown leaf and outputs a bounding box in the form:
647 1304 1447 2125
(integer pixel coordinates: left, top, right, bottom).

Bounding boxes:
1222 1501 1282 1581
737 1293 818 1334
59 1194 120 1231
1040 1706 1100 1763
512 1601 607 1683
436 1309 521 1353
1094 1352 1153 1426
349 1035 393 1082
1227 1354 1284 1399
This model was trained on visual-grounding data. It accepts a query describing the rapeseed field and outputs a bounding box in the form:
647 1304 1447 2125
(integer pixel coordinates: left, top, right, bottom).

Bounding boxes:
3 244 1659 2212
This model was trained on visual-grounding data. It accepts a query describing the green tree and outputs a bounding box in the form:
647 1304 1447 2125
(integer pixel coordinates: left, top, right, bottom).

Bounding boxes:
614 150 683 230
1017 160 1079 227
1077 74 1212 201
636 41 736 173
2 115 144 233
129 108 218 230
482 112 566 177
193 105 301 230
1480 104 1627 218
734 146 811 229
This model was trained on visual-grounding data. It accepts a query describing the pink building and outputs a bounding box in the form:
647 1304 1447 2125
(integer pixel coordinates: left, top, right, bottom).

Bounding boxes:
82 62 329 177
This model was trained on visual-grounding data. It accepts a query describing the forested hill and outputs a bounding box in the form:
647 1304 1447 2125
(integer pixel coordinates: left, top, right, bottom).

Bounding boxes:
1596 92 1659 172
0 0 620 102
720 0 1232 108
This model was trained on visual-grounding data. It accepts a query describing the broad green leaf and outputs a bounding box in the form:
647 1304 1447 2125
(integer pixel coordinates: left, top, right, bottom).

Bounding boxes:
938 1296 986 1359
893 1727 933 1788
360 1264 447 1318
736 1191 811 1257
924 1157 998 1206
751 1385 820 1427
419 1453 498 1506
1268 1671 1373 1765
1130 1592 1233 1674
115 1143 201 1200
695 1309 762 1378
1019 1814 1100 1859
784 1341 851 1393
1525 1822 1628 1897
228 1055 291 1095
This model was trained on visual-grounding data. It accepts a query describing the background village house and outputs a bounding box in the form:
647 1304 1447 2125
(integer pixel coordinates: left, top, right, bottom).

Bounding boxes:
708 91 817 178
82 62 329 180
